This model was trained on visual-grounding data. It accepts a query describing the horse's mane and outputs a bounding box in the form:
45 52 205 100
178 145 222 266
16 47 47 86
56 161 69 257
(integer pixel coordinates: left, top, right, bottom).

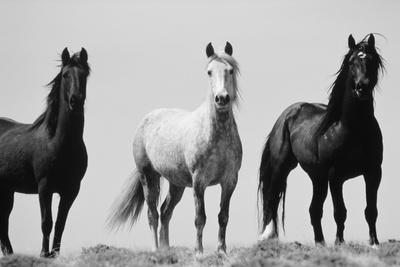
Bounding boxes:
208 52 241 107
316 35 384 136
30 53 90 136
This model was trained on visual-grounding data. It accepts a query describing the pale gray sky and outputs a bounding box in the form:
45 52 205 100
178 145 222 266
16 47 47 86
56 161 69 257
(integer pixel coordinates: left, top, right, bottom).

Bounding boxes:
0 0 399 255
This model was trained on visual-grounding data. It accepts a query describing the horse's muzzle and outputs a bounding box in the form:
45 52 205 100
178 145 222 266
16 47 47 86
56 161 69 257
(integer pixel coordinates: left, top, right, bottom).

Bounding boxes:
215 94 230 107
353 84 371 100
69 96 84 112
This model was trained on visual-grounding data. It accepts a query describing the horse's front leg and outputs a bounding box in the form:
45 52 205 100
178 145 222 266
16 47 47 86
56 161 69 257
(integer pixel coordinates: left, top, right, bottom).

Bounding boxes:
193 180 206 254
51 186 80 257
364 167 381 247
38 180 53 257
329 178 347 245
217 177 237 253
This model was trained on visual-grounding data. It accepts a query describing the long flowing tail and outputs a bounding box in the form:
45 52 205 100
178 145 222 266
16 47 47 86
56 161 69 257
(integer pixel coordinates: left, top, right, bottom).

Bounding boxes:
258 137 286 234
258 122 295 237
108 169 145 230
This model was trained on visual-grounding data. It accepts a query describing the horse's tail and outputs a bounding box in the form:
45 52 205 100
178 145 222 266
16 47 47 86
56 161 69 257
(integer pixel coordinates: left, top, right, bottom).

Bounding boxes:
258 112 296 237
108 169 145 230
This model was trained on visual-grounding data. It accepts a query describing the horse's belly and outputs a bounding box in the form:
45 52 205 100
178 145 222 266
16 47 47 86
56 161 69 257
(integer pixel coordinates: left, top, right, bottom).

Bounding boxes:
156 164 192 187
151 160 193 187
163 173 192 187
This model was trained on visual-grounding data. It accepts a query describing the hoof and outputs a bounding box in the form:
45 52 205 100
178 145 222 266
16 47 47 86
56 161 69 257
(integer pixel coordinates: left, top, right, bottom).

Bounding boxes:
259 223 278 241
1 250 13 256
40 251 51 258
217 245 227 255
315 241 326 247
195 248 204 258
371 244 379 250
49 250 59 258
159 244 170 250
335 238 346 246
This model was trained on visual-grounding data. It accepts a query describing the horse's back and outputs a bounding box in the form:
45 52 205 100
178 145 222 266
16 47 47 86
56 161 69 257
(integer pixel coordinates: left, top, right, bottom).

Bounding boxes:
266 102 327 165
135 108 189 142
142 108 188 126
0 117 20 137
270 102 326 133
0 118 37 192
133 108 192 179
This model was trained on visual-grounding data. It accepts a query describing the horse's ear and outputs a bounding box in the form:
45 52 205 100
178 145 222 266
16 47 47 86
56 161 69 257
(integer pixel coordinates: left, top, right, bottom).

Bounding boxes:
368 34 375 48
348 34 356 50
206 42 214 58
225 41 233 56
61 47 70 66
80 47 88 63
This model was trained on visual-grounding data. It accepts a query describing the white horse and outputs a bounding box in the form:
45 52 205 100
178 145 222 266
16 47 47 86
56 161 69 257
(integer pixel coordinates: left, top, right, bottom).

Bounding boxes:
109 42 242 254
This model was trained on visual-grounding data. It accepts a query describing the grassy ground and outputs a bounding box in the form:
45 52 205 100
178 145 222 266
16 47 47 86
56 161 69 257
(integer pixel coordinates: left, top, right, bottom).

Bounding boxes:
1 240 400 267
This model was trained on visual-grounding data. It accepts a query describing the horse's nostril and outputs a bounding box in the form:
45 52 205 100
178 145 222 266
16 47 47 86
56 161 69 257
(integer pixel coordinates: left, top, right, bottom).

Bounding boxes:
215 95 230 106
70 96 83 109
70 96 77 105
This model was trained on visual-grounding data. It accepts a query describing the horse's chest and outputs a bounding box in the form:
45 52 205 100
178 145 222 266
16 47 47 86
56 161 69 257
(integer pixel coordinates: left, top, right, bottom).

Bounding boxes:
34 143 87 182
189 138 241 183
321 134 373 177
333 138 380 178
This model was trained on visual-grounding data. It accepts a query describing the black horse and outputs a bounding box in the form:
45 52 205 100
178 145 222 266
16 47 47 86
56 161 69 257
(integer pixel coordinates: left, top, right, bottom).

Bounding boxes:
258 34 384 247
0 48 90 257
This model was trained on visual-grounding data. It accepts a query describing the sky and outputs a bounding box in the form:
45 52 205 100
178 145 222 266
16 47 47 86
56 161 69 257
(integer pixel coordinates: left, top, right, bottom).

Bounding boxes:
0 0 399 255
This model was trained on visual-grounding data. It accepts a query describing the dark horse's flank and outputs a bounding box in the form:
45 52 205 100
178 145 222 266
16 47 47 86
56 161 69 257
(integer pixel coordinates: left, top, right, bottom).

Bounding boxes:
0 48 90 257
258 34 384 246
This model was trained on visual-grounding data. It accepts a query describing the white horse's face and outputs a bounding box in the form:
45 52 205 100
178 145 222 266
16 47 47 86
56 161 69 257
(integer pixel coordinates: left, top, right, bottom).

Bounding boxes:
207 59 235 111
205 42 236 112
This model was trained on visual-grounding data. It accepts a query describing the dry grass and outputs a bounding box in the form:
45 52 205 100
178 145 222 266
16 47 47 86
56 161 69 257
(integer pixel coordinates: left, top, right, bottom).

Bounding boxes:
1 240 400 267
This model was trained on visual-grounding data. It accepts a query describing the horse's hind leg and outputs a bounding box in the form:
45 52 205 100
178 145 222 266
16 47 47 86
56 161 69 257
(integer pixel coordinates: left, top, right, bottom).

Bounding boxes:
0 190 14 255
217 177 237 253
309 175 328 246
159 183 185 248
364 167 381 247
329 178 347 245
140 167 161 251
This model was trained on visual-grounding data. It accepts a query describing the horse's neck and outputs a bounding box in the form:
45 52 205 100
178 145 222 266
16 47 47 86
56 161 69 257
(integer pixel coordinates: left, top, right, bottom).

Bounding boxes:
200 100 236 141
340 82 375 129
46 100 84 144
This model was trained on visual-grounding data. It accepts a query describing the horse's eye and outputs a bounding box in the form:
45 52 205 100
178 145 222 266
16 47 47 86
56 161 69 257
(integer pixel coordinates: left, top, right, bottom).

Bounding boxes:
207 70 212 76
229 69 234 75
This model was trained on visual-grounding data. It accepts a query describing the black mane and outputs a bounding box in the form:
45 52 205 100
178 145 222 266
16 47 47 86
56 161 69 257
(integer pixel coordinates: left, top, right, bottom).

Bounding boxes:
30 53 90 136
316 36 384 136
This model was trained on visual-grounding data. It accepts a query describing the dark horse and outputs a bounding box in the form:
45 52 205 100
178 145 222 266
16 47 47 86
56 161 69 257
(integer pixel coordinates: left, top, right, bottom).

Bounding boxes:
0 48 90 257
258 34 384 247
